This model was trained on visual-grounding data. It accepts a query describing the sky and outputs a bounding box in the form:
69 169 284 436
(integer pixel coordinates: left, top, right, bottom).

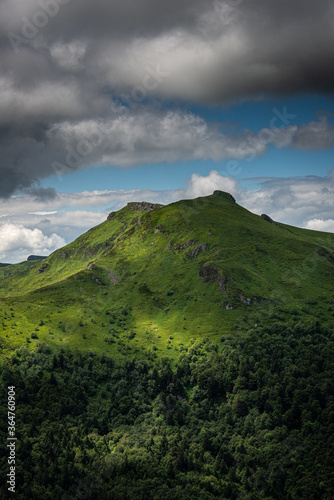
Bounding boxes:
0 0 334 262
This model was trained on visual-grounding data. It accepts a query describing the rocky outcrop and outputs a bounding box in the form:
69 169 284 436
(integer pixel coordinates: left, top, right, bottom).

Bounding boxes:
107 202 162 221
199 265 254 310
126 202 162 213
108 269 118 284
240 295 252 305
188 243 207 259
261 214 277 225
92 276 104 285
173 240 196 251
199 265 229 293
37 262 49 274
155 224 169 235
213 190 236 202
169 240 208 255
318 247 334 265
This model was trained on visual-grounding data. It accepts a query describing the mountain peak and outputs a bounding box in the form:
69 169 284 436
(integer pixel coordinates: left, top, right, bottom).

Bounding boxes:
212 190 236 202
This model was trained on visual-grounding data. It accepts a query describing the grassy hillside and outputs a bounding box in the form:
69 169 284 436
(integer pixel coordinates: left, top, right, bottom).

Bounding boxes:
1 192 334 499
0 191 333 357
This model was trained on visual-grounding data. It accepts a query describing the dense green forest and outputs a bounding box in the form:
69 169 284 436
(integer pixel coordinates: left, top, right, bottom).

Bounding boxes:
1 321 334 499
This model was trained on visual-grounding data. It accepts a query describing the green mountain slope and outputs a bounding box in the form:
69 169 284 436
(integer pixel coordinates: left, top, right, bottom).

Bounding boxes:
1 191 333 356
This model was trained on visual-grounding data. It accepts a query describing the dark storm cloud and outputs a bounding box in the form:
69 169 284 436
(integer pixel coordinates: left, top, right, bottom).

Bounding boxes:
0 0 333 197
291 118 334 151
25 187 58 202
2 0 334 104
0 167 33 198
1 0 208 42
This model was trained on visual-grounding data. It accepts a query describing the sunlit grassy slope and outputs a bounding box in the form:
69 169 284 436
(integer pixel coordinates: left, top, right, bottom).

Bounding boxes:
1 191 334 357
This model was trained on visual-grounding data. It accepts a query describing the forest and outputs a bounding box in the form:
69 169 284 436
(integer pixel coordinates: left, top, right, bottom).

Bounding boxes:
1 321 334 499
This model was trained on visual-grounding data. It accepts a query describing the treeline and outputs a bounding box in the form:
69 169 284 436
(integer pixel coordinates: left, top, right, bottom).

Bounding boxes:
0 322 334 499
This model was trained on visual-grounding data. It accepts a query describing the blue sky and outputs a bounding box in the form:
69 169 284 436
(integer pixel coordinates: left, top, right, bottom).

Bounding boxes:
40 94 333 196
41 146 334 196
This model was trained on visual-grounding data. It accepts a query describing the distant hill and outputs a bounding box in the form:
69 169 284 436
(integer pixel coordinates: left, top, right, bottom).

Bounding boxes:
0 255 46 269
27 255 47 261
0 190 333 355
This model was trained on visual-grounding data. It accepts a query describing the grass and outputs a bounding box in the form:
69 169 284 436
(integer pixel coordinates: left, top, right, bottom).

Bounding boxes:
1 191 334 358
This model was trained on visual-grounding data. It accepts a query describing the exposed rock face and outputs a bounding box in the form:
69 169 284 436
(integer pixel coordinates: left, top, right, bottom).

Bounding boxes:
213 190 236 202
169 240 208 256
173 240 196 251
92 276 103 285
108 269 118 284
199 265 254 310
126 202 162 213
240 295 252 305
318 247 334 265
188 243 208 259
107 202 162 221
155 224 168 235
261 214 277 225
37 262 49 274
199 265 229 293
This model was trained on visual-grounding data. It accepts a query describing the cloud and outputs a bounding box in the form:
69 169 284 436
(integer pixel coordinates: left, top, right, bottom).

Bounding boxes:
0 167 32 199
24 187 58 202
0 223 65 262
0 171 237 221
0 109 275 196
292 118 334 150
3 0 334 113
5 105 332 198
238 175 334 229
0 0 333 196
184 171 238 198
48 111 275 170
305 219 334 232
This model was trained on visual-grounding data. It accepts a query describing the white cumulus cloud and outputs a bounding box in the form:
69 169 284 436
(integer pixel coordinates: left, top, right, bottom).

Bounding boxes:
184 171 238 198
304 219 334 232
0 223 65 262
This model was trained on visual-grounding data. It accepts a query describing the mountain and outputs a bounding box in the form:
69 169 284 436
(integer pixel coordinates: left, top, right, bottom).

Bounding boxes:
27 255 47 261
1 191 334 499
1 190 333 356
